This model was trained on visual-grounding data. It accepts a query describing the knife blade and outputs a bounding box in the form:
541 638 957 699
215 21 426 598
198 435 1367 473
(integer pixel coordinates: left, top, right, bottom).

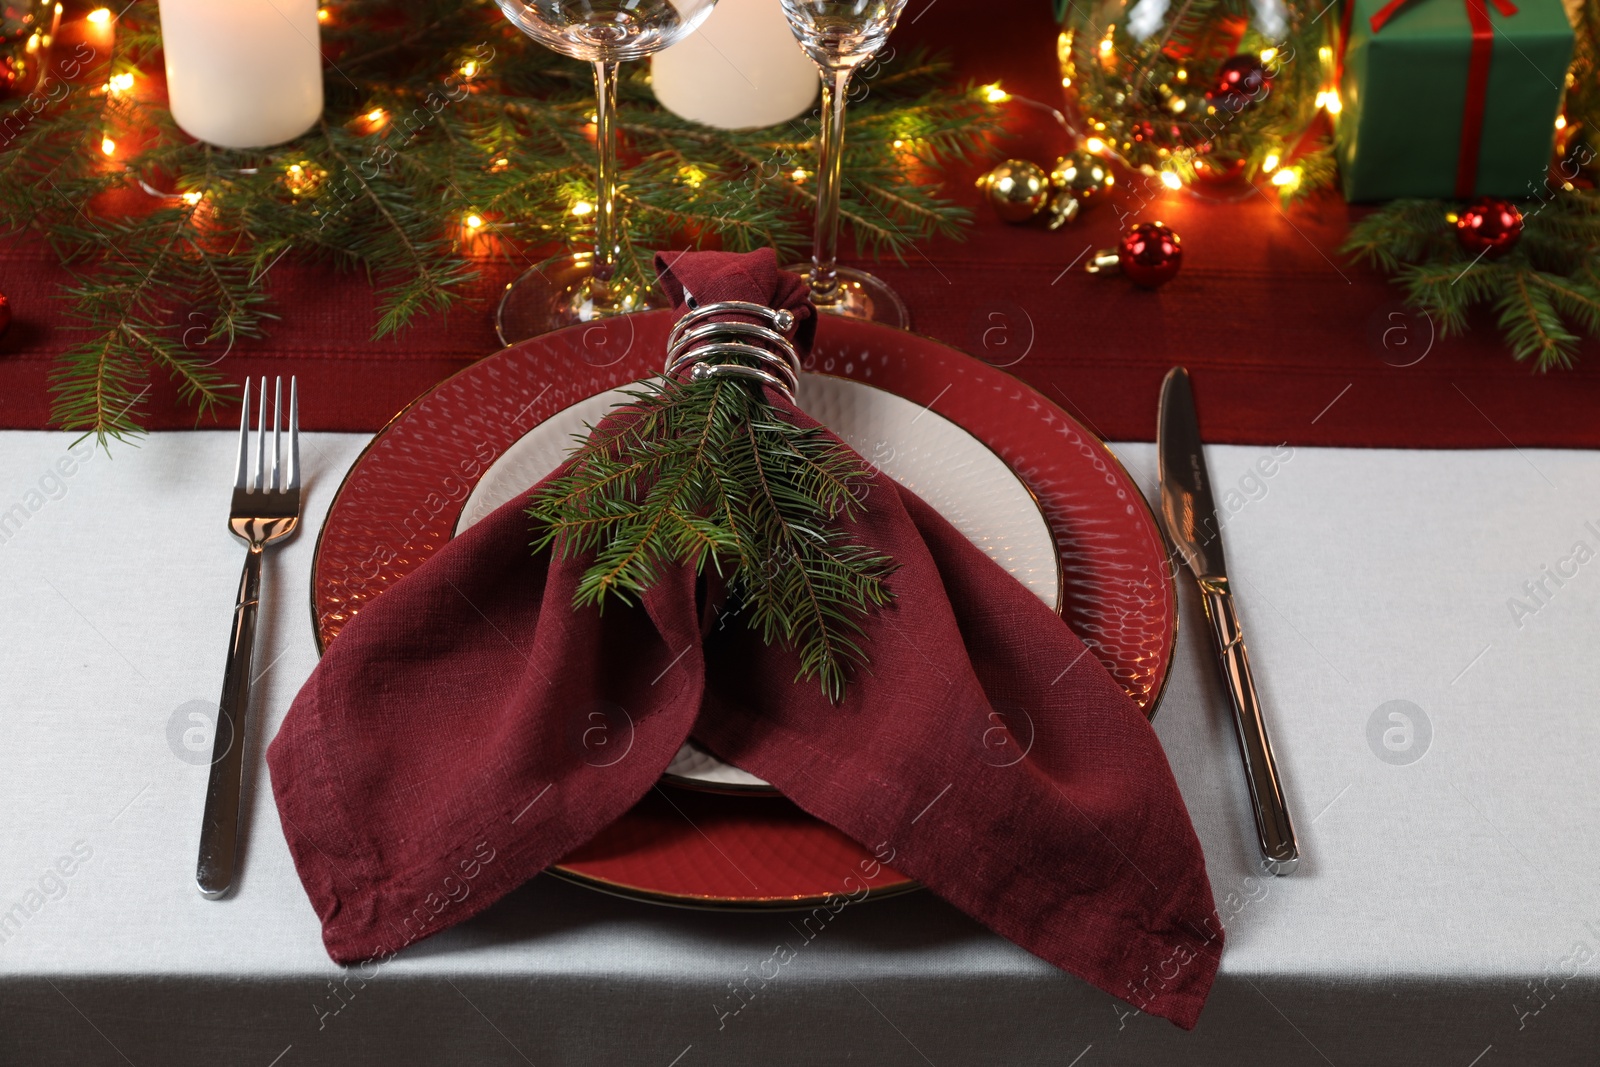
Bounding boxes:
1158 366 1300 876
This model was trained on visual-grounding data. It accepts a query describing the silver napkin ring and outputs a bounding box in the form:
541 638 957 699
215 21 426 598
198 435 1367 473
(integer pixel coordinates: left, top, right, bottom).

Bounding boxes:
664 300 800 402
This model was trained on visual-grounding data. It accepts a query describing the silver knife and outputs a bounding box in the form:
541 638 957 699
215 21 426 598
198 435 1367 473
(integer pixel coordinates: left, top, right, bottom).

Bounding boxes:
1157 366 1300 876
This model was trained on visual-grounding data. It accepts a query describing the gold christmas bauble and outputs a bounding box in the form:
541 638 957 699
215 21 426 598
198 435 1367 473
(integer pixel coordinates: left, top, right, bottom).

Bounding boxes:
1049 150 1114 205
1045 191 1080 230
1045 150 1114 229
979 159 1050 223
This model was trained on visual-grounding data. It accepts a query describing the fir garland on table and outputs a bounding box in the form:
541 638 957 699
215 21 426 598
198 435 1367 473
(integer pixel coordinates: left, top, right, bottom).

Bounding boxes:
0 0 998 443
528 376 894 701
1342 193 1600 371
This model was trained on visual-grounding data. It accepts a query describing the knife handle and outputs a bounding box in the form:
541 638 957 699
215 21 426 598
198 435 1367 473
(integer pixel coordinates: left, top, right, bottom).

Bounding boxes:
1197 576 1300 876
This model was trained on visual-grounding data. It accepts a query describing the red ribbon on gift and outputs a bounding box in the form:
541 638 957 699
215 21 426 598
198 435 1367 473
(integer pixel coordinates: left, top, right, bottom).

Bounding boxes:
1366 0 1520 197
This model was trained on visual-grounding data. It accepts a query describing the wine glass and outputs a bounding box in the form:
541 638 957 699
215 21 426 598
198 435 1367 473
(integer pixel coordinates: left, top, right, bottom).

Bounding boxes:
779 0 910 328
495 0 720 345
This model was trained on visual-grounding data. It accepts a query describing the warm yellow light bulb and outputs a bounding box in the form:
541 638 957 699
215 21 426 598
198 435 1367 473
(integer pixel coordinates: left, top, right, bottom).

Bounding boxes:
791 168 809 182
105 72 134 94
1086 136 1107 154
86 8 111 24
981 83 1010 103
464 213 484 230
1160 171 1183 190
1556 114 1568 130
1323 94 1342 115
571 201 594 216
459 60 478 79
1262 152 1281 173
317 7 331 22
1272 168 1300 189
182 191 203 205
1259 47 1277 65
100 137 115 156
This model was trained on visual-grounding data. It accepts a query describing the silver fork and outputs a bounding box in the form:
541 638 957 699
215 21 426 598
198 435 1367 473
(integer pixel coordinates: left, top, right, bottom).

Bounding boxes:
197 376 301 899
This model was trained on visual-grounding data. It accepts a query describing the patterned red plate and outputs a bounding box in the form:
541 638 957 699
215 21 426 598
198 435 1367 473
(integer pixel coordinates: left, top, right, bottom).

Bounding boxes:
310 312 1176 908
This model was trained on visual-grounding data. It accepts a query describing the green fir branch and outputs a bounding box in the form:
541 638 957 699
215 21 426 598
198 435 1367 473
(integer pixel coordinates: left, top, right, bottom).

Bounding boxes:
0 0 998 441
1344 191 1600 371
528 376 896 701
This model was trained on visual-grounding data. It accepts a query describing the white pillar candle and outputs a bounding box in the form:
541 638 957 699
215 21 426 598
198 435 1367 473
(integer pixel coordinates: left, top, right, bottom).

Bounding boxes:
651 0 817 131
82 7 116 56
158 0 323 149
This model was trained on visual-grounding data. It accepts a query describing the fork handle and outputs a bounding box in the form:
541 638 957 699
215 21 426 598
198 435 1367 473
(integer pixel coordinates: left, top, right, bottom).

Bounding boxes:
197 543 263 899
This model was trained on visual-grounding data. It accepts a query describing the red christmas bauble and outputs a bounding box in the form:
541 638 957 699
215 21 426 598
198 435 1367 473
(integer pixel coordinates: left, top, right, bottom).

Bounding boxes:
1455 198 1523 257
0 56 17 96
1118 222 1183 289
1208 54 1271 112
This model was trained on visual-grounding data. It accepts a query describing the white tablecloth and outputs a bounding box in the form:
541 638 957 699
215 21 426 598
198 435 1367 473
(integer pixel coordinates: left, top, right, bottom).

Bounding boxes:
2 430 1596 1066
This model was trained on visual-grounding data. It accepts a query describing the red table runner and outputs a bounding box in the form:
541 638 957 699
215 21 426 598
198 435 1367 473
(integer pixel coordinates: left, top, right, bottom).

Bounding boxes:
0 0 1594 449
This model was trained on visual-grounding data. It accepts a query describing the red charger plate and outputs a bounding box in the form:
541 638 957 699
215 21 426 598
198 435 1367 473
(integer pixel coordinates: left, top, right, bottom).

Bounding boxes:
310 312 1176 908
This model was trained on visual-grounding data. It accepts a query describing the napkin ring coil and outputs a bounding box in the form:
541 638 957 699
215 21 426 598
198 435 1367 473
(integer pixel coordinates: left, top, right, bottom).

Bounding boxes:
665 301 800 402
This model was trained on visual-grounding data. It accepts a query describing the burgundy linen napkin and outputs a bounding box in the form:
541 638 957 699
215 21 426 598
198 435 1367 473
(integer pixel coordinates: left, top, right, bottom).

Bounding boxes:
269 248 1223 1028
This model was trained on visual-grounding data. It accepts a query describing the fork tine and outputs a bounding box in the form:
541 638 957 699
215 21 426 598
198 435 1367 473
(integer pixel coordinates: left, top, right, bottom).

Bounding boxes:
271 377 282 492
235 378 250 490
288 377 300 491
254 377 267 492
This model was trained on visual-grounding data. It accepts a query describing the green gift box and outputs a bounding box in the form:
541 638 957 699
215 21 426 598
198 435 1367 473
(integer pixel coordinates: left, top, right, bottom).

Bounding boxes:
1337 0 1574 201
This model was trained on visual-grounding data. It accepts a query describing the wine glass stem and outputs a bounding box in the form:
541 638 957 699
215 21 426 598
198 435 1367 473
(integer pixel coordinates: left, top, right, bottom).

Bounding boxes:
591 59 622 309
809 66 852 307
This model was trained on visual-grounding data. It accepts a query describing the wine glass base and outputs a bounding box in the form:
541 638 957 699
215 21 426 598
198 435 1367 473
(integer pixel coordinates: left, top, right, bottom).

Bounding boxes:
495 253 669 346
783 264 910 330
